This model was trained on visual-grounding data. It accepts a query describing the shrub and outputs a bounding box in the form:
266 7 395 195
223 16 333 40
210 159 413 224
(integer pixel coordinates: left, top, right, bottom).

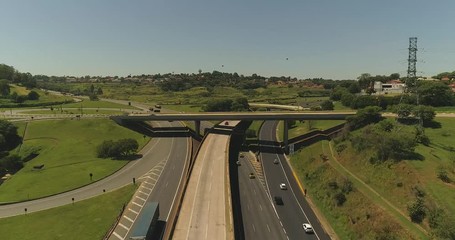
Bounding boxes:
96 138 139 159
437 167 451 183
334 192 347 206
407 197 426 223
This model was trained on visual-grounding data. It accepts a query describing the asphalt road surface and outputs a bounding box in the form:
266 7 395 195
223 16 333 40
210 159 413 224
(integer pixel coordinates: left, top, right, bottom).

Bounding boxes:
237 153 287 240
173 133 231 240
260 121 331 240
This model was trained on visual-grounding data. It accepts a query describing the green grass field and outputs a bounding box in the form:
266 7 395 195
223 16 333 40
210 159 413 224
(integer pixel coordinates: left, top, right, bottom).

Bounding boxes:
277 120 345 140
434 106 455 113
6 85 74 106
20 109 124 115
0 184 136 240
290 141 416 239
330 117 455 237
164 104 202 113
0 119 149 202
61 99 138 109
246 120 264 140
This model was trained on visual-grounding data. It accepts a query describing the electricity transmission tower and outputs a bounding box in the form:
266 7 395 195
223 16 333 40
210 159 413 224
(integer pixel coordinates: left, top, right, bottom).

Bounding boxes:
406 37 418 90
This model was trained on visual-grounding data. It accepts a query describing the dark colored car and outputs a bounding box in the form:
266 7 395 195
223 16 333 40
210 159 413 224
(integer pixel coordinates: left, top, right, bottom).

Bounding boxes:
274 196 283 205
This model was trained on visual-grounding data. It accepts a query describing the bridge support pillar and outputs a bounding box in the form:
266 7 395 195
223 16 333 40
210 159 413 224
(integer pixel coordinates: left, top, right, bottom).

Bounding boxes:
195 120 201 136
283 120 289 153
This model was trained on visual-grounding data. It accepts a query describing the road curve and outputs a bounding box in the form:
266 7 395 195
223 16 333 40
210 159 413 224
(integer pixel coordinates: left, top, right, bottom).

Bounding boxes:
0 121 188 218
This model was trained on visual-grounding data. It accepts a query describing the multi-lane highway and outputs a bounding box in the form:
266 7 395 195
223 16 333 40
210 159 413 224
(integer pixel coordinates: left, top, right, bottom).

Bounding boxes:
260 121 331 240
237 152 287 240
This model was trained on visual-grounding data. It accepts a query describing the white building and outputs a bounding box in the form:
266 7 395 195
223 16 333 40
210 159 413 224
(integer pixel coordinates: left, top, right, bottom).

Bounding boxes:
373 80 405 95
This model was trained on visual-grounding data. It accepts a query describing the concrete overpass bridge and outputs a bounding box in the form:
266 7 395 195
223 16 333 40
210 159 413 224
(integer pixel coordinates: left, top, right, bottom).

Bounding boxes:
110 111 355 150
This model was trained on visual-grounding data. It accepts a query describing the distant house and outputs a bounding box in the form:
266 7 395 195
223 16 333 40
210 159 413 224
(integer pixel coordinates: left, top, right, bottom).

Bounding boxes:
373 80 405 95
449 83 455 92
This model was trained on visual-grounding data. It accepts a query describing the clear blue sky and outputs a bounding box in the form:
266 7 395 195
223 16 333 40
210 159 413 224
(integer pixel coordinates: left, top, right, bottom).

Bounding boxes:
1 0 454 79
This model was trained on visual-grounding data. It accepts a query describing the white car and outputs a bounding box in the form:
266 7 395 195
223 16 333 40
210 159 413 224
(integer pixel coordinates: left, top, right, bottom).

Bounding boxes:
302 223 313 233
280 183 287 190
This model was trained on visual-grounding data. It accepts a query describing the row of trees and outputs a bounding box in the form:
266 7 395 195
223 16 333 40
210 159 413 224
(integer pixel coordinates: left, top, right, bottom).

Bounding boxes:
0 64 37 89
331 81 454 109
202 97 249 112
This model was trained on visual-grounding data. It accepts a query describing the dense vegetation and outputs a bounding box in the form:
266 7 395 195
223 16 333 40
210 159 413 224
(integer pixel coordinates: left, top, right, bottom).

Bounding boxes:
96 138 139 159
0 120 22 175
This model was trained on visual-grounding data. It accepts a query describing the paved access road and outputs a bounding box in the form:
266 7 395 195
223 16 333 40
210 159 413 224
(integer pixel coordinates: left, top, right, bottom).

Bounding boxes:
173 132 232 240
237 153 287 240
260 121 331 240
0 121 189 218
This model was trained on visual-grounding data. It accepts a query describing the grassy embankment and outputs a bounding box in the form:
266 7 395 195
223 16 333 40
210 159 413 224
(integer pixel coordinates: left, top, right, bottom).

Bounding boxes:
290 117 455 239
277 119 345 139
0 119 149 202
291 141 421 239
58 82 332 109
331 118 455 236
0 184 136 240
0 85 73 108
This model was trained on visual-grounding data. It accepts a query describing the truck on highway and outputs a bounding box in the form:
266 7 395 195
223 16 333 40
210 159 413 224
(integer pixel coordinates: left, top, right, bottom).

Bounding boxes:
129 202 160 240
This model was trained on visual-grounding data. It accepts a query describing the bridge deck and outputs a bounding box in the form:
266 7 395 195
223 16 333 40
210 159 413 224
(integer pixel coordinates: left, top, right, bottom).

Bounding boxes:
173 133 232 240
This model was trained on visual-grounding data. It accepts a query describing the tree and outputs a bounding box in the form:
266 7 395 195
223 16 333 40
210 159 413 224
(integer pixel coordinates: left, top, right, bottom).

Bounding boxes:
117 138 139 156
0 154 23 172
417 82 454 106
412 105 435 125
96 139 139 159
334 192 347 206
347 106 382 130
340 92 355 107
231 97 249 111
389 73 400 80
27 90 40 100
0 64 15 80
96 87 103 95
0 80 10 97
348 82 361 94
357 73 372 89
320 100 334 110
407 197 426 223
89 94 99 101
392 103 415 119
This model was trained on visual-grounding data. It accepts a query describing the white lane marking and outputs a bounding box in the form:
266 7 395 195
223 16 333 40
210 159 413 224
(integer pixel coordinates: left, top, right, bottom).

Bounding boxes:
139 190 150 196
277 152 322 240
132 202 143 207
112 231 124 240
268 121 321 240
165 182 169 188
118 222 129 230
135 196 146 202
141 186 153 191
252 223 256 232
267 224 271 232
124 216 134 223
129 208 139 214
259 204 263 211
